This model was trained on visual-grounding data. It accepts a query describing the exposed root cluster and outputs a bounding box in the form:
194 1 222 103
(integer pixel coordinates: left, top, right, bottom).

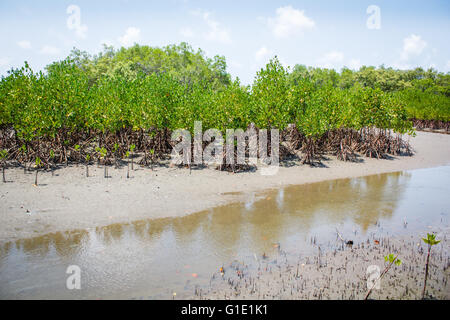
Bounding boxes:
411 118 450 132
0 125 413 172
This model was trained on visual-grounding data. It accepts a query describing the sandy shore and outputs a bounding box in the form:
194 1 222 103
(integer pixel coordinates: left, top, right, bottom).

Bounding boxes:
187 231 450 300
1 131 450 242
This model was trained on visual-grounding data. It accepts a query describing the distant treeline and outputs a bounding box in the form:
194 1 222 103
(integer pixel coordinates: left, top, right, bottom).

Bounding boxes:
289 64 449 122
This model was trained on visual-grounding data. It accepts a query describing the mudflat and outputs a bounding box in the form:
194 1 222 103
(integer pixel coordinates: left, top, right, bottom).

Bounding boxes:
188 232 450 300
1 131 450 242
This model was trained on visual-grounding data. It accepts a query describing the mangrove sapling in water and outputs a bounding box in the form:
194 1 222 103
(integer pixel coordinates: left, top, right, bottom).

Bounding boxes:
421 233 441 299
0 149 8 183
364 253 402 300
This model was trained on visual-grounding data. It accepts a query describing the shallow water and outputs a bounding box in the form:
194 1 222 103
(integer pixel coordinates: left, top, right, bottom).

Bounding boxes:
0 166 449 299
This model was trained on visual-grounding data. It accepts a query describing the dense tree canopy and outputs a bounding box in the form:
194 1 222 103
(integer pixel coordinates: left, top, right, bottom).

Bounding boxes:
68 42 231 88
0 43 448 168
289 64 450 121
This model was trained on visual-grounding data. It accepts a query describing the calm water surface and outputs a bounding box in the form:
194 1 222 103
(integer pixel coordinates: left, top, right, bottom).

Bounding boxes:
0 166 449 299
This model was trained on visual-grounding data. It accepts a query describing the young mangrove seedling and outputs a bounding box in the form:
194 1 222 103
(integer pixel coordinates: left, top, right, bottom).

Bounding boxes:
85 154 91 177
113 143 119 168
20 145 27 174
49 149 55 176
95 146 108 177
150 148 155 171
64 140 70 167
34 157 42 186
422 233 441 299
0 149 8 183
125 150 131 179
74 145 81 167
97 147 108 178
364 253 402 300
130 144 136 170
95 147 101 168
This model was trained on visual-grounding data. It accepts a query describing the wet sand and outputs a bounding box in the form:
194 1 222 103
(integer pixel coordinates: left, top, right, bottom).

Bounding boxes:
1 131 450 242
188 231 450 300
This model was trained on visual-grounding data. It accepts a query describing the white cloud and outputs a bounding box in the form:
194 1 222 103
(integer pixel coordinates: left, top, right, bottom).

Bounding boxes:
255 46 271 63
347 58 361 70
192 10 231 44
317 51 344 69
39 45 61 55
118 27 141 47
17 40 32 49
252 47 290 72
180 27 194 38
73 24 88 39
268 6 315 38
401 34 427 61
392 34 428 69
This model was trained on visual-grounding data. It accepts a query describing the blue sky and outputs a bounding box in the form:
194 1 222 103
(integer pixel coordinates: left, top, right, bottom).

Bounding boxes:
0 0 449 84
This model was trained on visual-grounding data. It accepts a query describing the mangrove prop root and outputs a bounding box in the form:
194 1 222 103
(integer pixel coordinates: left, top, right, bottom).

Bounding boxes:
0 126 413 173
411 118 450 132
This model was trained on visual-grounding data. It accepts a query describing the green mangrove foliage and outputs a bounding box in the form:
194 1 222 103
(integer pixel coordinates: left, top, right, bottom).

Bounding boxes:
1 43 448 170
421 233 441 299
69 42 231 88
364 253 402 300
290 64 450 129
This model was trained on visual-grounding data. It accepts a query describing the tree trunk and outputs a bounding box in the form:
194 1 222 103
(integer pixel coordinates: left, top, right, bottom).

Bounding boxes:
422 245 431 299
